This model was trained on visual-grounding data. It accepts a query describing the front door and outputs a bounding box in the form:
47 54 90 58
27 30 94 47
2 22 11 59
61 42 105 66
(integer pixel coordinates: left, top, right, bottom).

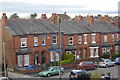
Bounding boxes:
34 53 39 65
41 51 45 64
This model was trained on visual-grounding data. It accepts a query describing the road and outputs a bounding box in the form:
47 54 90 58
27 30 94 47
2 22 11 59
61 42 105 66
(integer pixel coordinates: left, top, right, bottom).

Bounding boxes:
8 65 120 80
28 65 119 78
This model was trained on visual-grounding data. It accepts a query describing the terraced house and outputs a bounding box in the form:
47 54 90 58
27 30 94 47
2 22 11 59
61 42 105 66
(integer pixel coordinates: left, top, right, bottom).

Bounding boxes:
0 13 119 68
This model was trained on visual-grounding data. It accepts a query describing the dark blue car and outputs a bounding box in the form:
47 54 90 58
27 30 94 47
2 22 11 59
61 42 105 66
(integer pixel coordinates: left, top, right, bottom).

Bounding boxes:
69 70 91 80
115 57 120 64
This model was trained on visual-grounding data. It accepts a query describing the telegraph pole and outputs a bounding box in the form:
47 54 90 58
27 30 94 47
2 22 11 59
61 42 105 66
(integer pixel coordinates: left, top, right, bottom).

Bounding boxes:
3 42 7 77
58 17 62 80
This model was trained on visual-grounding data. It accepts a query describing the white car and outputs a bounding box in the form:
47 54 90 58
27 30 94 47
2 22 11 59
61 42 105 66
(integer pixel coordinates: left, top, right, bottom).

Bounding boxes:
0 77 9 80
98 59 115 68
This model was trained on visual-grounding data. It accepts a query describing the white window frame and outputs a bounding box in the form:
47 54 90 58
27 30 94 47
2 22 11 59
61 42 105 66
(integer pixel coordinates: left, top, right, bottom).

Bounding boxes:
69 36 73 45
90 48 94 58
115 46 119 53
18 55 22 66
112 34 114 41
34 36 38 46
42 36 46 45
104 34 107 42
102 48 106 54
24 55 29 66
50 52 54 62
21 37 27 48
95 48 99 57
117 33 119 41
92 34 96 43
56 52 59 61
53 36 57 44
84 34 87 44
78 35 82 44
83 48 87 58
66 51 71 54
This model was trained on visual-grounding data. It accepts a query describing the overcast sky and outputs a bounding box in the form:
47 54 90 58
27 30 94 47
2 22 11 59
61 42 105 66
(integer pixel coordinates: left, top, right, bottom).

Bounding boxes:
0 0 120 18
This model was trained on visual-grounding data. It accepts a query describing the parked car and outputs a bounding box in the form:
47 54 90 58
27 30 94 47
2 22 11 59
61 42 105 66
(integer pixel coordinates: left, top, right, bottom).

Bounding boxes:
75 61 97 70
115 57 120 64
69 70 91 80
39 66 64 77
0 77 9 80
98 59 115 68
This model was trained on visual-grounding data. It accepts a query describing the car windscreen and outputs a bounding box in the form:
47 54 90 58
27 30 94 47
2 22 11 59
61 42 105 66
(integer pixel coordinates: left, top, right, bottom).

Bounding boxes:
78 62 83 65
116 58 120 61
77 71 89 75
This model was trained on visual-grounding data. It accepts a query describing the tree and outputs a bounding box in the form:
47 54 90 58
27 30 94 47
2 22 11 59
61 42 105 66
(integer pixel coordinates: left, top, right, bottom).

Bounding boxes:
30 13 37 19
9 13 19 19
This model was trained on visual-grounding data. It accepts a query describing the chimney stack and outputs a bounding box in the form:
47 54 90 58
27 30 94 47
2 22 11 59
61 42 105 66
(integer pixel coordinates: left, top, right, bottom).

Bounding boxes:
103 15 109 22
51 13 58 25
40 14 47 20
75 15 83 21
88 15 94 25
2 13 8 26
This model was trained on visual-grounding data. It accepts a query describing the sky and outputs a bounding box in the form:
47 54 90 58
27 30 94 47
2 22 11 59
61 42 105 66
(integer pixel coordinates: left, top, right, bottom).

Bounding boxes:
0 0 120 18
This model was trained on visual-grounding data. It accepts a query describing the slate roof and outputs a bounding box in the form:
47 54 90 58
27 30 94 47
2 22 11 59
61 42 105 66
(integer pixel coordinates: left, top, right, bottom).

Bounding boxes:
57 14 71 21
60 21 118 34
5 19 119 35
7 19 58 35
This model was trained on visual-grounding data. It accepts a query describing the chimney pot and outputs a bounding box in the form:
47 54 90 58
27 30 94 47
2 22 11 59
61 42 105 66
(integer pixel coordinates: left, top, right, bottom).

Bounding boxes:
2 13 7 26
41 14 47 20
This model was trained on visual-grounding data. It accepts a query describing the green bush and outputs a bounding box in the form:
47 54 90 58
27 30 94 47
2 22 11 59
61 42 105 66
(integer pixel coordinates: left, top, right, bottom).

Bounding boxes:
63 53 74 60
100 53 120 59
57 53 74 65
111 53 120 59
58 59 74 65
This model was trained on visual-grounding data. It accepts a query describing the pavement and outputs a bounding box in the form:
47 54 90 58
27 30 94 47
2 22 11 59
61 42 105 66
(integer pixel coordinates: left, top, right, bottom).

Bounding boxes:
8 71 34 78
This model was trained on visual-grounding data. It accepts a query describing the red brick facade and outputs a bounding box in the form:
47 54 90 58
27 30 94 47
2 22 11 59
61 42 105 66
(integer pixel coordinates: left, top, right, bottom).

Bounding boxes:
0 13 119 68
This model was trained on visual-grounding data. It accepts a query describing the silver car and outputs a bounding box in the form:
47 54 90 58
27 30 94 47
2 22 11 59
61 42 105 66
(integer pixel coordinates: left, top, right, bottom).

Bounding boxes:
98 59 115 68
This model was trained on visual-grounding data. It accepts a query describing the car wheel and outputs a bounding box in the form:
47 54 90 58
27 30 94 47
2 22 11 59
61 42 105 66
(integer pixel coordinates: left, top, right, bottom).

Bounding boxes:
61 71 64 75
113 64 115 66
105 65 108 68
47 73 51 77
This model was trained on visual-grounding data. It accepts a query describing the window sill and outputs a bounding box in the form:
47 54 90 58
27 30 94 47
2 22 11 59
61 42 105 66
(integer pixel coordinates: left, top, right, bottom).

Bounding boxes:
92 41 96 43
34 46 39 47
95 55 99 57
42 45 46 46
84 42 87 44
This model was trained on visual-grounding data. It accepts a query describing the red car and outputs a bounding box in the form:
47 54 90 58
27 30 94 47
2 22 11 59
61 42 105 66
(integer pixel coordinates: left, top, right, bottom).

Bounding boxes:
75 61 97 70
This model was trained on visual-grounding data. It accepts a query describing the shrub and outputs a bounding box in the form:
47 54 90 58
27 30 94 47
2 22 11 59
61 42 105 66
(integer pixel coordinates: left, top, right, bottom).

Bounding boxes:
58 59 74 65
63 53 74 60
111 53 120 59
